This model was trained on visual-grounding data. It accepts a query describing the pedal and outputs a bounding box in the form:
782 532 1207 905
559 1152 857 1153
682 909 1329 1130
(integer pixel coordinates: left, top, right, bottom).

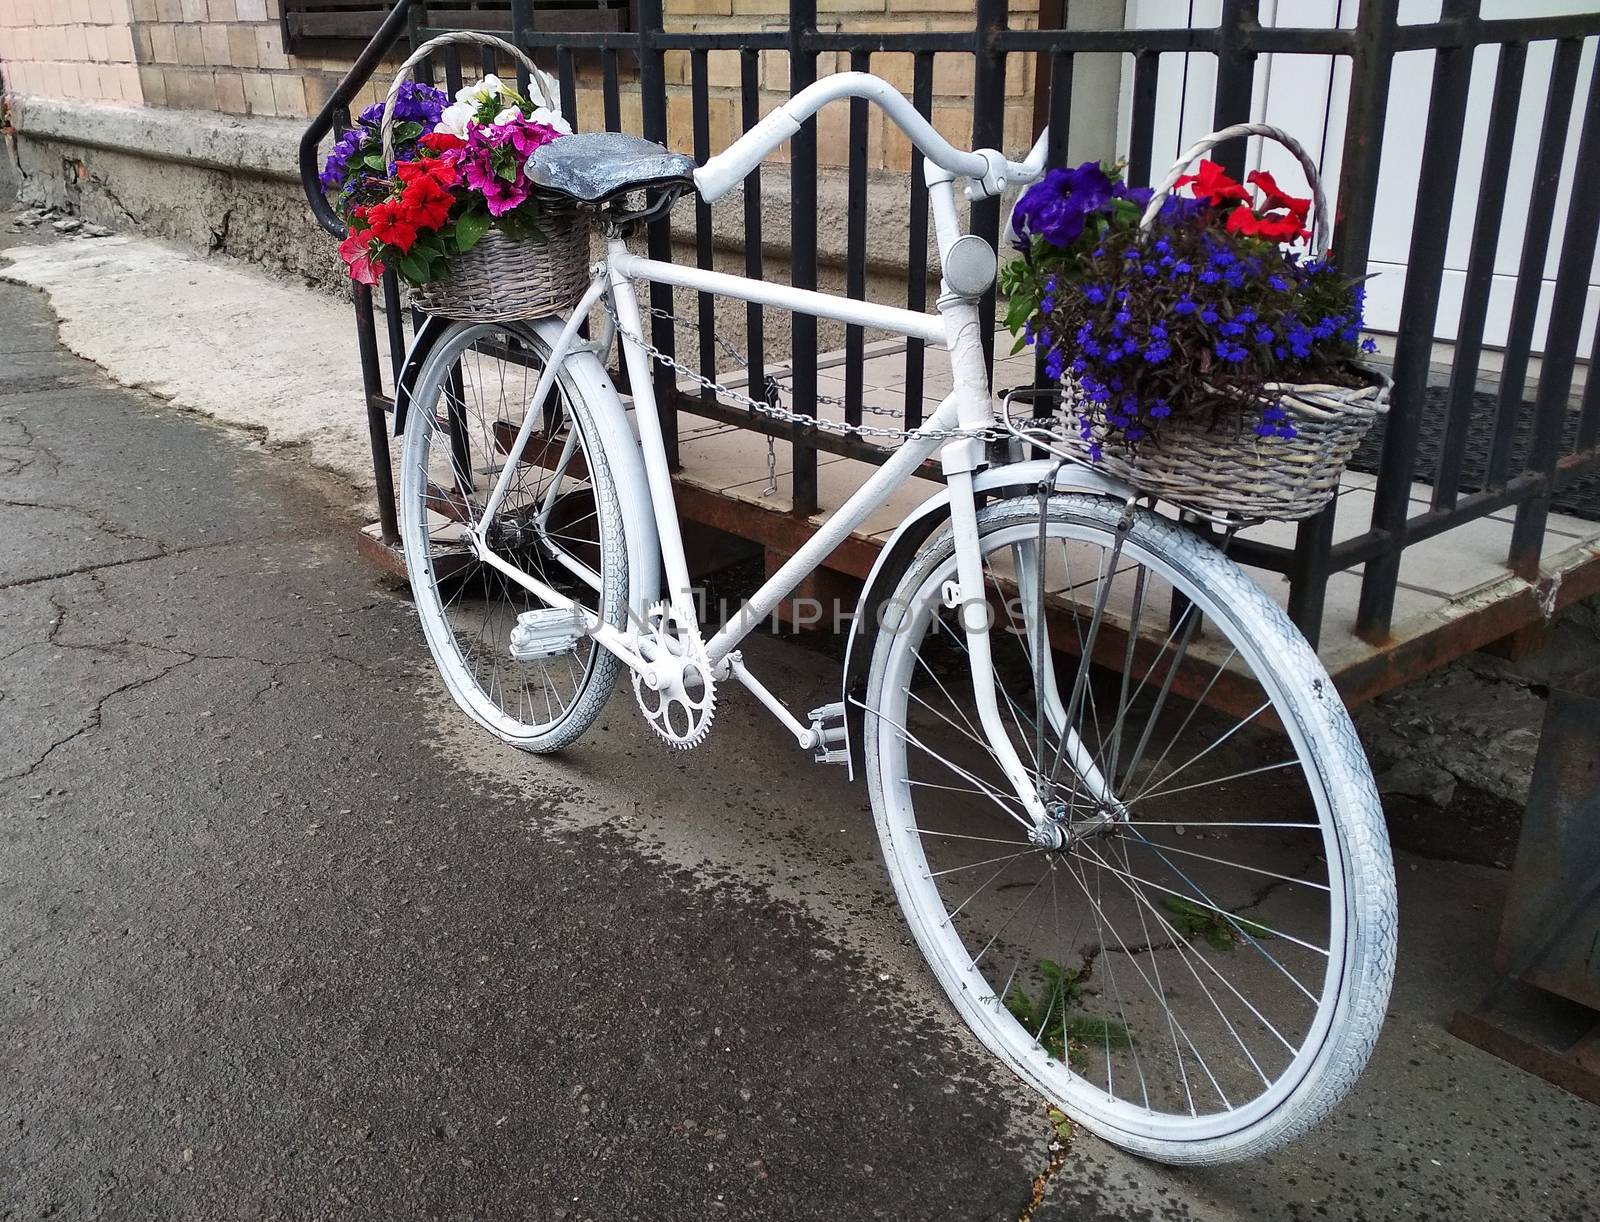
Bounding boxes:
808 701 848 765
508 607 585 661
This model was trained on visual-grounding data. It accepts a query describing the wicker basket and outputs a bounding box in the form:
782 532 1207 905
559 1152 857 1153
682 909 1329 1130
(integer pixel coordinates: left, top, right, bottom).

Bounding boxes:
1053 123 1389 521
1066 371 1389 521
379 31 589 322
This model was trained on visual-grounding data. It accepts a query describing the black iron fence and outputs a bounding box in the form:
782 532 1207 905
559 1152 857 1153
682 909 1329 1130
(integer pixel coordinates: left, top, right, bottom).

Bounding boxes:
300 0 1600 649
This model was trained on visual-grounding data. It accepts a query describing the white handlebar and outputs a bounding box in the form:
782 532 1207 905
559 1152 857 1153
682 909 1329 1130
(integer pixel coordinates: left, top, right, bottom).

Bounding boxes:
694 72 1049 204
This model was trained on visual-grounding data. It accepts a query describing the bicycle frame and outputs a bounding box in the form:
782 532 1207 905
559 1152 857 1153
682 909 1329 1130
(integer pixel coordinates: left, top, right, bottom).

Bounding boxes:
463 73 1118 827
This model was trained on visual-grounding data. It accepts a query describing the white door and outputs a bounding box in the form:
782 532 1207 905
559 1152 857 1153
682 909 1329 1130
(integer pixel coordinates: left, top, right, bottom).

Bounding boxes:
1120 0 1600 356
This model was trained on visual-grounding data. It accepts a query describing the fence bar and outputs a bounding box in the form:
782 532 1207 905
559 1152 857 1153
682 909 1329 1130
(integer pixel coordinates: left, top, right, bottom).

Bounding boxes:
510 0 531 95
1127 50 1160 190
1034 49 1073 391
739 50 766 406
637 0 678 468
1578 312 1600 454
408 0 432 84
971 0 1007 374
1210 0 1259 180
789 0 821 515
903 51 934 431
602 49 621 131
1487 37 1583 488
844 48 872 429
353 284 399 545
691 50 717 397
1509 53 1600 576
1282 0 1395 640
1434 41 1526 509
556 48 578 128
1356 0 1478 640
381 268 405 385
442 44 462 95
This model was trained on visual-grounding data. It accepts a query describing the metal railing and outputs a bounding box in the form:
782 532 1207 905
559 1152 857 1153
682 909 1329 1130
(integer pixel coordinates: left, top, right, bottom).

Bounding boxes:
300 0 1600 651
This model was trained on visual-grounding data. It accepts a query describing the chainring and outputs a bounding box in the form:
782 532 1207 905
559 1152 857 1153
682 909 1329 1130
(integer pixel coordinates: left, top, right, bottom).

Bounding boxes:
631 600 716 749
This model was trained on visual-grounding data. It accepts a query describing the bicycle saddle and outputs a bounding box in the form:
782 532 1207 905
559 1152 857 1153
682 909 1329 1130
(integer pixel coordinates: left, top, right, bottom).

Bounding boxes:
528 131 697 203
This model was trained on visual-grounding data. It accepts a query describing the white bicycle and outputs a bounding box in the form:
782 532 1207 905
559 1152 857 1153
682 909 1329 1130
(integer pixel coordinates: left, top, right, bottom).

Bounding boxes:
392 73 1397 1164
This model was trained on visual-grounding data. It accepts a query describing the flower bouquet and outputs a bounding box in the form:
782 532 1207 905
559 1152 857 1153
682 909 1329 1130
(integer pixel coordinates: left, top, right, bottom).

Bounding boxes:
1002 123 1388 521
320 31 589 322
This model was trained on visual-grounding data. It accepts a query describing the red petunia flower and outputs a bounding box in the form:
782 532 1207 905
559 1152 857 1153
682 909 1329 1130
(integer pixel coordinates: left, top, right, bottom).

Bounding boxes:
1225 205 1307 243
1246 169 1311 221
418 131 466 154
398 155 459 191
1174 159 1250 206
339 228 385 285
397 173 455 232
365 199 419 254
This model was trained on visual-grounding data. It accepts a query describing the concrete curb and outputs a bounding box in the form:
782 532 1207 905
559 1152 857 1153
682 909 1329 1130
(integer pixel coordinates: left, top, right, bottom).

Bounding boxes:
0 229 376 508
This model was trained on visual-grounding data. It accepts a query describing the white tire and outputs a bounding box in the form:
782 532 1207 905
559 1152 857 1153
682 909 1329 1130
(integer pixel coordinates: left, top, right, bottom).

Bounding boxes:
863 493 1396 1164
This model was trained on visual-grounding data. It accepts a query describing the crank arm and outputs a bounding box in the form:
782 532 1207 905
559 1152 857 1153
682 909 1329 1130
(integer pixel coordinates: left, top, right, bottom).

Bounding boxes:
467 530 650 675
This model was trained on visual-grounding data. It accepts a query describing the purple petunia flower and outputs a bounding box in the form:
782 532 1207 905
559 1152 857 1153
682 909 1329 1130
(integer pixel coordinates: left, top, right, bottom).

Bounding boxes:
1010 161 1117 251
358 80 448 131
319 126 366 191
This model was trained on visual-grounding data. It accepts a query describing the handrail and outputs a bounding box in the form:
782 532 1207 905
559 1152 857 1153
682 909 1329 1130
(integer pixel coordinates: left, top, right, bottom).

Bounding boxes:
298 0 417 238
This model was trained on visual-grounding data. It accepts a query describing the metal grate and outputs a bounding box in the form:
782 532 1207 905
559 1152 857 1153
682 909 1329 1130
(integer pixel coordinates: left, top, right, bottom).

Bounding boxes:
282 0 630 56
298 0 1600 652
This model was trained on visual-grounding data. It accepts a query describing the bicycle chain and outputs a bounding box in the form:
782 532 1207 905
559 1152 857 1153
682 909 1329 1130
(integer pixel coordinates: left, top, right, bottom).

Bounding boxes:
601 294 1002 445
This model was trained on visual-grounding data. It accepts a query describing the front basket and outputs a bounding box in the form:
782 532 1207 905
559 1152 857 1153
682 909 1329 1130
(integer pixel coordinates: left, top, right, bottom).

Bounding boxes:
410 202 590 323
1048 367 1390 521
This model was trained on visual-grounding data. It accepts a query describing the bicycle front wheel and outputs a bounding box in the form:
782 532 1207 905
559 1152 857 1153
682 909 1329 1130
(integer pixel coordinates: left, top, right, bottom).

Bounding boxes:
862 492 1395 1164
399 320 627 752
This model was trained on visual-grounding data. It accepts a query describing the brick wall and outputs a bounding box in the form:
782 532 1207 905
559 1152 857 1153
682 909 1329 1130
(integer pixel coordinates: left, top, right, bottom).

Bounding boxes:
2 1 1046 173
0 0 144 104
127 0 368 119
654 0 1042 171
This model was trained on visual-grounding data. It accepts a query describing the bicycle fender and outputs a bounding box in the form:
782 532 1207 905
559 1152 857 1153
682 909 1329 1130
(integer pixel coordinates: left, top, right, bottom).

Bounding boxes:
392 317 661 623
838 459 1130 781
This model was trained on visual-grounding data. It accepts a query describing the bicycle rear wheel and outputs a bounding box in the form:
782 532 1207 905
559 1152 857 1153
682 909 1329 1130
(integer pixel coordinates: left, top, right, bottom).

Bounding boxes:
399 320 627 752
862 492 1395 1164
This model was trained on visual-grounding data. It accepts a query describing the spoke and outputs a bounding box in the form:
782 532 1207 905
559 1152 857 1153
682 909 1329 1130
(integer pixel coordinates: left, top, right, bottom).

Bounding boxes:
911 824 1033 848
1131 757 1302 806
1116 603 1203 790
857 701 1034 830
1096 563 1150 786
1112 833 1215 1114
1129 838 1331 892
972 866 1052 967
929 850 1036 879
1097 836 1276 1086
1078 848 1327 960
939 852 1026 930
1077 839 1300 1061
1123 820 1321 830
1059 853 1151 1109
1129 692 1267 805
1127 646 1242 802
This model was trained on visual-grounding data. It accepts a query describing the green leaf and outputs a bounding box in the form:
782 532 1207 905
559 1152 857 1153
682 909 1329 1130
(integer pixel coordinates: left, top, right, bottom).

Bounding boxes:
454 207 491 253
393 120 422 143
397 251 432 285
362 151 386 172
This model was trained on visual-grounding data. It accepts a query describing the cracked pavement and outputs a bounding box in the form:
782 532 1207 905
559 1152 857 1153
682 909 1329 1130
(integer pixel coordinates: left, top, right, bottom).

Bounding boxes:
2 265 1597 1222
0 268 1055 1220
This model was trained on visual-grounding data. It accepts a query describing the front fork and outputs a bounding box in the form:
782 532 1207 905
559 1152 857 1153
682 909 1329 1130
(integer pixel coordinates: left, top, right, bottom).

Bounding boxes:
937 288 1123 844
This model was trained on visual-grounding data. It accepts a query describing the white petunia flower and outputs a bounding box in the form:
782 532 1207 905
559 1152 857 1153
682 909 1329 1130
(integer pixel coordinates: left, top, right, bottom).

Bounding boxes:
436 100 476 139
493 105 523 126
529 66 563 115
455 73 506 108
526 106 573 136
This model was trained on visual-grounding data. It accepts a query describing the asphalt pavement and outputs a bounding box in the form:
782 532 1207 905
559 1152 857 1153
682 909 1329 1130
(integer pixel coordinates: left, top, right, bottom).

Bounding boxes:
2 268 1597 1222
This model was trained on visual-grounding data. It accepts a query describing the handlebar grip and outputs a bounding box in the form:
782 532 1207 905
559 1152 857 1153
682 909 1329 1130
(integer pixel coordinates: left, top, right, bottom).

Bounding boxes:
694 108 801 203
